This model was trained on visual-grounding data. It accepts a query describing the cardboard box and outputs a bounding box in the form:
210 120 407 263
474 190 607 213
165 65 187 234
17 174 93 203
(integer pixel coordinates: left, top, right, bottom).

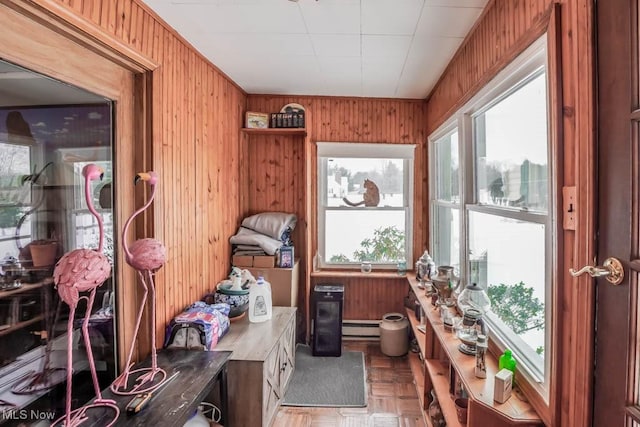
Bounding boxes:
232 255 253 267
253 255 276 268
247 260 299 307
494 368 513 403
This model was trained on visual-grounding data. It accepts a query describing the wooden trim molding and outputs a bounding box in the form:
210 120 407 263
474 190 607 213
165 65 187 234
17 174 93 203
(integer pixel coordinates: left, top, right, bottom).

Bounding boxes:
1 0 158 72
546 5 564 427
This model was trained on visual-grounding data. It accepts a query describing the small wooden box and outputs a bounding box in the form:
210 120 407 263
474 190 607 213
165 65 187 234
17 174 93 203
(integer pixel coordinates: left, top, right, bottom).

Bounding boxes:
231 255 253 267
253 255 275 268
494 369 513 403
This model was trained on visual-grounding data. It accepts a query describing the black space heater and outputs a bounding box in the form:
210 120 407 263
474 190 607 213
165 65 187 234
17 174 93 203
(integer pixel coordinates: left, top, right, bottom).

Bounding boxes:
312 284 344 357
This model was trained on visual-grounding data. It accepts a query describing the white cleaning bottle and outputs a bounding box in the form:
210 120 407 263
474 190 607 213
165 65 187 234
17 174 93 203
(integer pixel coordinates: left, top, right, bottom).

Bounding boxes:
249 276 272 322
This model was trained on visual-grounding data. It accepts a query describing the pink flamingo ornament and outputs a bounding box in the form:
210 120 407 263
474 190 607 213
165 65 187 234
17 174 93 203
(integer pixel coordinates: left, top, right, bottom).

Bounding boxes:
51 164 118 427
110 171 168 395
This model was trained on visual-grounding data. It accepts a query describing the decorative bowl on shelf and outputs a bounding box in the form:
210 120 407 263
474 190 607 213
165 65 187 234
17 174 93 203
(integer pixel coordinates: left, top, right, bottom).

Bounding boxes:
216 280 249 296
229 302 249 319
213 290 249 319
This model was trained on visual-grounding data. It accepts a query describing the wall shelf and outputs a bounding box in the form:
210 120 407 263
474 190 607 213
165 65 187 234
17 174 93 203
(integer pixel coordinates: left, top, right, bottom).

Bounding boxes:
241 128 306 136
406 274 543 426
0 314 46 338
0 277 54 300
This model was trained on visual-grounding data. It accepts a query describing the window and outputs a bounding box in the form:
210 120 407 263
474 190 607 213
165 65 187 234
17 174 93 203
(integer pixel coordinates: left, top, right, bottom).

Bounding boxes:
317 142 415 269
431 130 461 271
429 37 553 397
0 141 33 256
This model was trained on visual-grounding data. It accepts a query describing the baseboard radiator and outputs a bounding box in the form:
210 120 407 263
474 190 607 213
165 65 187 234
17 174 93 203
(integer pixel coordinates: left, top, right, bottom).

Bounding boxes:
342 320 380 340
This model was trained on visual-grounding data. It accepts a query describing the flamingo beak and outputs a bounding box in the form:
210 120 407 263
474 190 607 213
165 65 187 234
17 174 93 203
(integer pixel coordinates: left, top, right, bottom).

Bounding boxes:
135 172 151 184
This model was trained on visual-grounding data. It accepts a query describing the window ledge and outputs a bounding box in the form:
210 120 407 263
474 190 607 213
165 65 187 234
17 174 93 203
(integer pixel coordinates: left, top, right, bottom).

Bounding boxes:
311 270 410 279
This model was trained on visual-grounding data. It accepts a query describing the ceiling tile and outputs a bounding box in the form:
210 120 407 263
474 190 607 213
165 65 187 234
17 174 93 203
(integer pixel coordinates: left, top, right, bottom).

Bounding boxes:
168 2 307 34
362 35 412 59
311 35 361 57
399 36 464 97
299 0 361 34
361 0 425 35
317 56 361 77
416 6 484 38
362 56 403 87
423 0 488 6
142 0 489 98
201 34 314 57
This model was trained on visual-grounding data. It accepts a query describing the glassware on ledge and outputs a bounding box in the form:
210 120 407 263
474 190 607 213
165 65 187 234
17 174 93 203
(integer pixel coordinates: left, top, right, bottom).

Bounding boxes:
360 262 372 273
457 282 492 315
431 265 459 306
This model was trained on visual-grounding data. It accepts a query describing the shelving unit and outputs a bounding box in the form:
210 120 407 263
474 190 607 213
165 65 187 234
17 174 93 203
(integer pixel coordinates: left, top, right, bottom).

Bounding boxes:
241 128 306 136
0 277 54 338
0 277 53 300
406 309 426 408
0 314 46 337
406 274 543 427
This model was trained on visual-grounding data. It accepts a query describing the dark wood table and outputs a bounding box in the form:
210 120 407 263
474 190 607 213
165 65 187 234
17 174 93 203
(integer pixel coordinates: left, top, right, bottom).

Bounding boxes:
84 349 231 426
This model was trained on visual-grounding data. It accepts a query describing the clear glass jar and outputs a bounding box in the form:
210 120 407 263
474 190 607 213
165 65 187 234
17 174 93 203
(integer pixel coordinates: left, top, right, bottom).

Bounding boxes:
457 282 491 315
360 261 372 273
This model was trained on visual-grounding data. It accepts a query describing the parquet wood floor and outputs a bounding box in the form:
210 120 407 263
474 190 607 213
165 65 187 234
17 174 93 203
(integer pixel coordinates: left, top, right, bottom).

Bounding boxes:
272 341 427 427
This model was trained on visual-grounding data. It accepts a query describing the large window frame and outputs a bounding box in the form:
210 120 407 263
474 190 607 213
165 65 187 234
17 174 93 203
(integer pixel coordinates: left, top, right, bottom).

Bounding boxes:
429 36 555 401
317 142 415 270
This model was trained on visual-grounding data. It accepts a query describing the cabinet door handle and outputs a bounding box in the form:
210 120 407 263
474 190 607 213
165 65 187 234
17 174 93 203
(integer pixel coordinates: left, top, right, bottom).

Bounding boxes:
280 362 287 372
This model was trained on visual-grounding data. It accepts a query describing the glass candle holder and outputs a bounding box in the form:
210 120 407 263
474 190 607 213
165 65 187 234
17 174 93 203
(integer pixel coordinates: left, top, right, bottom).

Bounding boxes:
361 262 372 273
397 261 407 276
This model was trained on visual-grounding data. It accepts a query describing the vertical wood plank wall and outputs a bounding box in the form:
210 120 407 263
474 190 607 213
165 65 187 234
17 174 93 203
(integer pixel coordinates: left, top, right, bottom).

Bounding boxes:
426 1 595 426
245 95 428 257
245 96 427 334
310 275 407 321
49 0 248 351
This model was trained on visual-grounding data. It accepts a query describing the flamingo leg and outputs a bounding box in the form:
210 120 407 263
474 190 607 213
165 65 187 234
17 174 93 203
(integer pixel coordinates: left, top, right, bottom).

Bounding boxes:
81 290 103 400
127 270 165 389
148 270 158 372
110 271 148 393
64 303 76 427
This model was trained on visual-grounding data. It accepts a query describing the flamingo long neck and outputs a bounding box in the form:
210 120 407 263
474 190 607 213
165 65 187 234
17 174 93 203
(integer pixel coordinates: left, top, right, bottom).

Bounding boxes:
85 175 104 252
122 184 156 260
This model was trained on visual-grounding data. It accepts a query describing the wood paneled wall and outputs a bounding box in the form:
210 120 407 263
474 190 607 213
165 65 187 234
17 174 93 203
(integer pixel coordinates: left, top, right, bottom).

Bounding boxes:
245 96 427 338
310 274 407 321
427 0 554 131
426 1 596 426
46 0 248 354
245 95 428 260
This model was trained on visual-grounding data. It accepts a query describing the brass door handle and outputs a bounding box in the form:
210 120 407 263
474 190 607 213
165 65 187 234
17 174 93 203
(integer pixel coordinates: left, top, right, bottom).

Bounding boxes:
569 257 624 285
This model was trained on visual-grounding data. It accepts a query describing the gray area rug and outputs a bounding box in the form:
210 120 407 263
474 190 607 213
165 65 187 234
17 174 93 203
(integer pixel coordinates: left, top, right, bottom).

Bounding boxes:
282 344 367 407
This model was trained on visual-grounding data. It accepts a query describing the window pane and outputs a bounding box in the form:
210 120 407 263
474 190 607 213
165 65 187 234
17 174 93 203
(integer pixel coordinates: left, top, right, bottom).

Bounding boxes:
432 205 460 271
324 158 405 208
469 211 546 372
475 72 548 212
0 143 30 206
324 209 406 263
434 131 459 203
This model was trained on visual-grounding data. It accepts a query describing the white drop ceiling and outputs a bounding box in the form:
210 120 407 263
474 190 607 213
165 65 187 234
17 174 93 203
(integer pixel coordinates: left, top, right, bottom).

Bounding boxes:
142 0 488 99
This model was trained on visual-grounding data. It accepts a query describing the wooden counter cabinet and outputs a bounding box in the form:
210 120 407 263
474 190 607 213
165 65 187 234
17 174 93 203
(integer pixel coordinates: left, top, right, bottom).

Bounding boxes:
215 307 296 427
405 275 542 427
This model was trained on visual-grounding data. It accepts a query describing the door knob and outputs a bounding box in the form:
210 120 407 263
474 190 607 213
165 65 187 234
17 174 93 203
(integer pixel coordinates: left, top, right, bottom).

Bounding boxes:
569 257 624 285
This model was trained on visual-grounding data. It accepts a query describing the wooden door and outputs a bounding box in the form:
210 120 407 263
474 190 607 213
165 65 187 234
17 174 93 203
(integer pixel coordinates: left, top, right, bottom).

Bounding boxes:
592 0 640 425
